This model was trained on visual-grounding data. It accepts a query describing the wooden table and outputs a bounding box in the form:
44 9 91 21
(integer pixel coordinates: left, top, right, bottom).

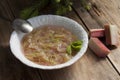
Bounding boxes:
0 0 120 80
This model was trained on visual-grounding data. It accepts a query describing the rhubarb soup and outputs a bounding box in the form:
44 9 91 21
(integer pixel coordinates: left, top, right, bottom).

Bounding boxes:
21 25 82 66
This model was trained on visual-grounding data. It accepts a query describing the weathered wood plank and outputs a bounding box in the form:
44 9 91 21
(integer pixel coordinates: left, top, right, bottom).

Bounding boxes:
90 0 120 27
72 0 102 30
37 11 120 80
0 0 14 21
73 0 120 74
6 0 34 18
89 0 120 74
0 19 42 80
0 1 42 80
39 50 120 80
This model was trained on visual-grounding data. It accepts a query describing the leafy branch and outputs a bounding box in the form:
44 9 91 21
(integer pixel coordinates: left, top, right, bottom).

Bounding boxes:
20 0 73 19
20 0 91 19
20 0 49 19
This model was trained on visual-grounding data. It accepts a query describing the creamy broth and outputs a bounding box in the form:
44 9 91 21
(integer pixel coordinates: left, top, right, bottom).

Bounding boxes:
22 25 78 66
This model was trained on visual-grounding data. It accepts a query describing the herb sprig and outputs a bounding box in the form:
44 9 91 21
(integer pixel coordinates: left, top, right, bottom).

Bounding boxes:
66 40 83 55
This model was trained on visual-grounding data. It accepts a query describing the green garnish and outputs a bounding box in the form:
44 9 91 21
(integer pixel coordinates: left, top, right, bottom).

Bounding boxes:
71 40 82 51
66 45 72 55
66 40 83 55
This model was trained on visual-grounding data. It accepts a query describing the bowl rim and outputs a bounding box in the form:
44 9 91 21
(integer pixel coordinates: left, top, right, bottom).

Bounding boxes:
10 15 88 70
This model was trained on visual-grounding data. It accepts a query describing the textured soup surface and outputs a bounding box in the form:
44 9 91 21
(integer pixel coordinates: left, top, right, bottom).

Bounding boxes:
22 25 78 66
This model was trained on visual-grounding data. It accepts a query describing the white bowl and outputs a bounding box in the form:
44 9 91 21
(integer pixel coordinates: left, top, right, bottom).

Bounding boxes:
10 15 88 70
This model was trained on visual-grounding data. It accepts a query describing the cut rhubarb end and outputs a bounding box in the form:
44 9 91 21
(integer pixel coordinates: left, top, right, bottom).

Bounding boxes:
104 24 119 47
89 38 110 57
89 29 105 38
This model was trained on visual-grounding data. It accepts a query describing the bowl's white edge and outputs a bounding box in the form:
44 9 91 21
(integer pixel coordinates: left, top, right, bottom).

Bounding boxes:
10 15 88 70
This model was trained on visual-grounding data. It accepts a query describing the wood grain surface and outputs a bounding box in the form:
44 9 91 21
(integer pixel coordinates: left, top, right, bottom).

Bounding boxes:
73 0 120 74
90 0 120 74
0 0 120 80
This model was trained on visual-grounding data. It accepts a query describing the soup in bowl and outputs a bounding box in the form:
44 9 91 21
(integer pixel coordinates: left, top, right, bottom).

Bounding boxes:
10 15 88 69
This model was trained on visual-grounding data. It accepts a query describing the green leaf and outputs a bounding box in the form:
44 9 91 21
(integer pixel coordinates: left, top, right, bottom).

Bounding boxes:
20 7 34 19
72 45 81 51
71 40 83 51
84 4 91 10
56 5 69 15
72 40 83 46
66 45 72 55
69 2 73 5
55 0 61 3
66 40 83 55
29 9 39 18
68 6 72 11
20 7 39 20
